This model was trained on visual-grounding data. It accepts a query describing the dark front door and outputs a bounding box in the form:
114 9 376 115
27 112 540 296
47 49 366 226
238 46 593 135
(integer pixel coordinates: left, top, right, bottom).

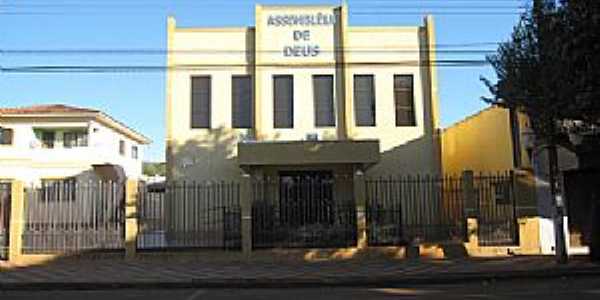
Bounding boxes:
278 171 335 228
563 169 600 247
0 182 11 260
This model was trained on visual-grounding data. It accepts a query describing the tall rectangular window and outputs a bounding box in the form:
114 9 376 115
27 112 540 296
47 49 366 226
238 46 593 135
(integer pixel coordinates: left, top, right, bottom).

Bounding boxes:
131 145 138 159
354 75 376 127
232 75 253 128
394 75 416 126
0 128 13 145
313 75 335 127
273 75 294 128
191 76 211 128
119 140 125 156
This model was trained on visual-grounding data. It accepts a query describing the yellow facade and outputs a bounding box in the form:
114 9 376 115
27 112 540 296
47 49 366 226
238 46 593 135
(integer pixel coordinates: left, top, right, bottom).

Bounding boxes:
442 106 515 175
165 4 441 181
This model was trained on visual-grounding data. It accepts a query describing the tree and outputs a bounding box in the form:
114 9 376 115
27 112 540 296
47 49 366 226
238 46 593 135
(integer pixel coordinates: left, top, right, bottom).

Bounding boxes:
482 0 600 263
143 162 166 177
483 0 600 151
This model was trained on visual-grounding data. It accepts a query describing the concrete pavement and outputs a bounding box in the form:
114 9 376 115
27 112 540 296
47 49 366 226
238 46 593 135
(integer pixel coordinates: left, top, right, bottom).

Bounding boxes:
1 255 599 290
1 277 600 299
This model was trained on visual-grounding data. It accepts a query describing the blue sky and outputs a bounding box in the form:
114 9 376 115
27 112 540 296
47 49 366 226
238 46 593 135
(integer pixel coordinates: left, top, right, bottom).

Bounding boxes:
1 0 522 162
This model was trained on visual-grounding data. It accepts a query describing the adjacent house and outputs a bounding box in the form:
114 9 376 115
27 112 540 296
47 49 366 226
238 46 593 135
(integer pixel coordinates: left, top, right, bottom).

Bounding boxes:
165 4 441 185
0 104 151 185
442 105 591 256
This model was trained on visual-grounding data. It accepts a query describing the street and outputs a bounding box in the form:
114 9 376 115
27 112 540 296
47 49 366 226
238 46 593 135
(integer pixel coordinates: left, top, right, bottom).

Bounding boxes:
1 277 599 300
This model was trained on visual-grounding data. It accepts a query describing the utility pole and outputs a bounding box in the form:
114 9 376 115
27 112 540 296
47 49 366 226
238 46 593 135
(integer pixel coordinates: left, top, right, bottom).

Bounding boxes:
548 132 568 264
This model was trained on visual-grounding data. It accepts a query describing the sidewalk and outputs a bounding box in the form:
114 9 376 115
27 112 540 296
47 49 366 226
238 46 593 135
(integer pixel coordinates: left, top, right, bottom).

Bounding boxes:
1 255 599 290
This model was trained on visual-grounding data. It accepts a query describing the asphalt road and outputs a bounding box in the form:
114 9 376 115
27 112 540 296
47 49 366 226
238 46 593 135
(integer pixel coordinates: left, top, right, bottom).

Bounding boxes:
1 277 600 300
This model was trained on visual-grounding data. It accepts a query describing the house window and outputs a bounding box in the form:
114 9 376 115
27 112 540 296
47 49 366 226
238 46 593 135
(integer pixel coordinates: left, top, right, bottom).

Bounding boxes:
119 140 125 156
232 75 253 128
63 131 88 148
41 178 76 202
191 76 211 129
354 75 376 127
131 145 138 159
0 128 13 145
273 75 294 128
394 75 416 126
313 75 335 127
41 131 55 149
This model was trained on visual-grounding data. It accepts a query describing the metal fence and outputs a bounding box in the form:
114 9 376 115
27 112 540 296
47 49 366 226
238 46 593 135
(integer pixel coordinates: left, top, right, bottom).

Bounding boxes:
0 182 10 260
252 174 357 249
365 175 465 246
137 181 241 250
22 181 125 254
475 173 519 246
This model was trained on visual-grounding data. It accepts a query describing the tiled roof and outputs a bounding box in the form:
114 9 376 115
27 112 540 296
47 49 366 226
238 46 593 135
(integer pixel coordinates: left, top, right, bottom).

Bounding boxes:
0 104 99 115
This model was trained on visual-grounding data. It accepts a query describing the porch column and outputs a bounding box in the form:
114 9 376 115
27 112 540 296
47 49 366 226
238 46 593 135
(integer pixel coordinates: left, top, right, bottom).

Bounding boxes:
9 181 25 262
353 168 367 248
240 173 253 256
125 179 139 259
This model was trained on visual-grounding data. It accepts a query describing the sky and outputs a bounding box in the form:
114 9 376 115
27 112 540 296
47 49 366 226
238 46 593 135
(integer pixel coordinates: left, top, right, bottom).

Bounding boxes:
0 0 523 162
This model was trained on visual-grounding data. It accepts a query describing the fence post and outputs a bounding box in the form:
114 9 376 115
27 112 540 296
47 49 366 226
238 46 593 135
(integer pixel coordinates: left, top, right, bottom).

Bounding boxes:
8 180 25 262
125 179 139 259
240 173 253 256
462 170 479 249
353 170 367 248
462 170 477 218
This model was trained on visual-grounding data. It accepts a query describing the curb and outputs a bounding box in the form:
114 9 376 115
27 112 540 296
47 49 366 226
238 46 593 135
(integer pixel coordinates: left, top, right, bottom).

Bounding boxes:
1 268 599 290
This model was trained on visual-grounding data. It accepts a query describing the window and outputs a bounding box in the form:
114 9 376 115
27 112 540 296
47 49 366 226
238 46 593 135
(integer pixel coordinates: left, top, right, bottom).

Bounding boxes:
313 75 335 127
232 75 253 128
273 75 294 128
394 75 416 126
131 145 138 159
191 76 211 128
353 75 376 127
0 128 13 145
41 178 76 202
41 131 55 149
119 140 125 156
63 131 88 148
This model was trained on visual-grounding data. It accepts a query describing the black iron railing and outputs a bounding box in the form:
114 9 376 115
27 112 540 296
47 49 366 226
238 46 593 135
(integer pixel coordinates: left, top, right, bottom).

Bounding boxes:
366 175 466 246
251 174 357 249
475 173 519 246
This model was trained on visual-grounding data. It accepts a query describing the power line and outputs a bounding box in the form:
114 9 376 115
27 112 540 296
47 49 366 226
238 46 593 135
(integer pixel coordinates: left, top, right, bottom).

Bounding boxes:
1 60 492 74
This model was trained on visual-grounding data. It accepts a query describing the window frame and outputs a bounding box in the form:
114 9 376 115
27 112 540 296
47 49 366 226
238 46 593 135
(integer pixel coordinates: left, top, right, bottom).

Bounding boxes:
131 145 138 159
394 74 417 127
190 75 212 129
231 75 253 129
313 74 336 127
353 74 376 127
273 74 294 129
40 131 56 149
119 140 126 156
0 128 13 145
63 131 89 148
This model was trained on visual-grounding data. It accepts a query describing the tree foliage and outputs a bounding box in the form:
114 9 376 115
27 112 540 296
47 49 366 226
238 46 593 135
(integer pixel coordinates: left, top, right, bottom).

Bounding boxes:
483 0 600 150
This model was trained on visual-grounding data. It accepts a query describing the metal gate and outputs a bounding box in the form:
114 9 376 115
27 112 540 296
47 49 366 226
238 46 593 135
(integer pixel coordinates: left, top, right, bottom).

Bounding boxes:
22 181 125 254
137 181 242 250
366 175 465 246
0 182 10 260
252 172 357 249
475 173 519 246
